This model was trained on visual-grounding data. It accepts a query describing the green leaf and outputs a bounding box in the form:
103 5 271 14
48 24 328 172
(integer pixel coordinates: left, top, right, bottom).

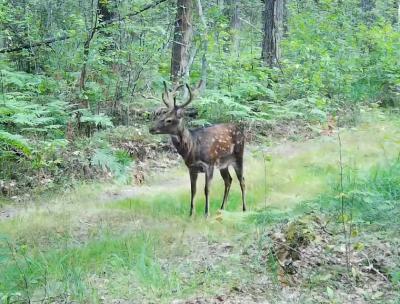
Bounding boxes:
326 286 334 299
0 130 31 156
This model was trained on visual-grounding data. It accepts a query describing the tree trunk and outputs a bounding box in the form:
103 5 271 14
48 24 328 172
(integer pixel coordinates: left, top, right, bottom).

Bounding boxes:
196 0 208 92
361 0 375 24
283 0 288 36
393 0 400 28
98 0 115 22
361 0 374 12
171 0 193 84
79 1 99 94
217 0 224 10
230 0 240 53
261 0 283 67
398 0 400 29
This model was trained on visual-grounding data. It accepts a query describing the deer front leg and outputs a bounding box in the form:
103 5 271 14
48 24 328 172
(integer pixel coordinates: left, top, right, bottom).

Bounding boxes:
234 159 246 212
220 168 232 210
204 166 214 217
189 170 198 217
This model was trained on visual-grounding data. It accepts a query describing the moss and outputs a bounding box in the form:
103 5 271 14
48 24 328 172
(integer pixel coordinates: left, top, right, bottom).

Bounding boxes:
285 215 318 248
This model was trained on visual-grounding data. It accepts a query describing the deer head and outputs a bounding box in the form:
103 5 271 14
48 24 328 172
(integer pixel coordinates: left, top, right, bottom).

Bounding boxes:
149 81 200 135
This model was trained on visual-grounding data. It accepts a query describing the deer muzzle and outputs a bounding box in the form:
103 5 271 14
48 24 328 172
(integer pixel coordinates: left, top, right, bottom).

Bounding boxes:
149 126 159 134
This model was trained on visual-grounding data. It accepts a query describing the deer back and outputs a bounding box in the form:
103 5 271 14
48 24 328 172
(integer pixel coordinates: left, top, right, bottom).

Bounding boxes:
179 123 244 170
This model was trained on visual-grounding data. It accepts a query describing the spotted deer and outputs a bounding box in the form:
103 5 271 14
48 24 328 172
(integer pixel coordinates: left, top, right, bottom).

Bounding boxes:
149 82 246 217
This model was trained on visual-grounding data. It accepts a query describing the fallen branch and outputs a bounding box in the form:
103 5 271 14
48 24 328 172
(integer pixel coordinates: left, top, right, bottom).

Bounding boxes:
0 0 170 54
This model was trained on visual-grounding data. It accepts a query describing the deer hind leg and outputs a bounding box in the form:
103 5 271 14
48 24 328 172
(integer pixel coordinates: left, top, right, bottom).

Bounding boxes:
189 170 198 217
234 159 246 212
220 168 232 210
204 166 214 217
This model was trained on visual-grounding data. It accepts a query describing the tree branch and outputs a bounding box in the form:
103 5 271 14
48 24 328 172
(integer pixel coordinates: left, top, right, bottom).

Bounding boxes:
0 0 170 54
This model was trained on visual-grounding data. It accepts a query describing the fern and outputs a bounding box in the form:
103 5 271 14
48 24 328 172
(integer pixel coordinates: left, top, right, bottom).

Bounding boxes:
114 149 132 166
0 130 32 156
1 69 38 90
91 148 132 183
91 148 121 172
79 111 114 128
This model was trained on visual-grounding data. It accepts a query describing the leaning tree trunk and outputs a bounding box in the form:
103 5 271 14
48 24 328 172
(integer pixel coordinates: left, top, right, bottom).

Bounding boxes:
171 0 193 84
261 0 283 67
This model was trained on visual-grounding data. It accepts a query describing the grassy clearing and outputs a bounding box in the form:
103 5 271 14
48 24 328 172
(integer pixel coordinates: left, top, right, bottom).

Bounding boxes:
248 159 400 303
0 110 399 303
115 109 400 217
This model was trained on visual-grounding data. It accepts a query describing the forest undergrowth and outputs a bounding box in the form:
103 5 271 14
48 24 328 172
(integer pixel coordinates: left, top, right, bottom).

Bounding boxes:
0 110 399 303
1 0 400 302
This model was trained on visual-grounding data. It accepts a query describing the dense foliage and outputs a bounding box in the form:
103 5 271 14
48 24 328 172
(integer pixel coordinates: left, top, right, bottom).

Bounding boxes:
1 2 399 302
0 0 399 194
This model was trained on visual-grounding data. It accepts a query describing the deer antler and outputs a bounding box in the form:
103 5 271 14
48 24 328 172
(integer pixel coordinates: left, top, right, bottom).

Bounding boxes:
162 80 203 108
177 84 192 108
162 81 173 108
175 80 203 108
172 83 185 93
171 84 185 108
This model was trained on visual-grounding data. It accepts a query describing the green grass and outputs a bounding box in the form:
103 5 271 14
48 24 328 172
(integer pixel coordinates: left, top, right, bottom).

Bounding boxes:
0 232 183 302
0 226 250 303
0 110 400 303
112 188 247 219
113 109 400 219
252 159 400 227
249 159 400 302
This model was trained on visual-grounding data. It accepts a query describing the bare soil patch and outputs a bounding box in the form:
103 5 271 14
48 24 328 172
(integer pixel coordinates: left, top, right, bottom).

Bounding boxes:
243 212 399 303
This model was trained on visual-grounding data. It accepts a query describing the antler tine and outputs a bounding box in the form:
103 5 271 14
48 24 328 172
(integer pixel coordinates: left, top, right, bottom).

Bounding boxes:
161 92 170 107
163 81 169 93
162 81 173 108
172 84 185 94
164 82 183 108
173 84 185 108
196 79 204 90
169 80 202 108
178 83 193 108
180 80 203 108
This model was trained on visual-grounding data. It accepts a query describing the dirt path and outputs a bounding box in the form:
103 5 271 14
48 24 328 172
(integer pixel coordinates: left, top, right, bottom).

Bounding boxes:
0 175 188 221
1 112 399 304
1 111 399 222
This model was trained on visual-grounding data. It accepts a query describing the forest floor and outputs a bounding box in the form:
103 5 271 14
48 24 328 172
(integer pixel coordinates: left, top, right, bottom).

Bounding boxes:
0 109 400 303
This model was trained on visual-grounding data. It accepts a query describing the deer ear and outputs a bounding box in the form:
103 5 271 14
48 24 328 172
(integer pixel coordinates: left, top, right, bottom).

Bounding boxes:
176 107 185 118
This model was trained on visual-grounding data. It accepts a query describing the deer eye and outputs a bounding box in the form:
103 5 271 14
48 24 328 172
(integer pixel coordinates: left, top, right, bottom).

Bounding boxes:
165 118 173 124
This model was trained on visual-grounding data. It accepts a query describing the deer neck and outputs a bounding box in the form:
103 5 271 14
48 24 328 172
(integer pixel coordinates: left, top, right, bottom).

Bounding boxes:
171 123 194 163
